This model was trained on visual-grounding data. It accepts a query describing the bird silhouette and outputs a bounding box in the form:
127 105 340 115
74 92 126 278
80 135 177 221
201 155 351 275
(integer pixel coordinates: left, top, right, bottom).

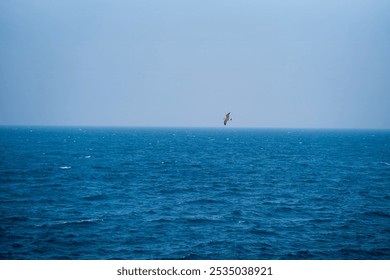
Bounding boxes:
224 112 232 126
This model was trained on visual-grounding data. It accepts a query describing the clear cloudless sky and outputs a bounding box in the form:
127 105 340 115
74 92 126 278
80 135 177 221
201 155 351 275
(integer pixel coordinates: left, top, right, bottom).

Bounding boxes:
0 0 389 128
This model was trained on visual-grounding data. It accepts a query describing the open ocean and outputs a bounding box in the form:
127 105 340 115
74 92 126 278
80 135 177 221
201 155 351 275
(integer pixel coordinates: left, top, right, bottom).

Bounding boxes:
0 127 389 260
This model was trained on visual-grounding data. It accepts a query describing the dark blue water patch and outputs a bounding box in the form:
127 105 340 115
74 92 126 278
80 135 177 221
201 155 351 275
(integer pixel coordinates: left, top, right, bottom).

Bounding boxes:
0 127 389 259
363 211 390 219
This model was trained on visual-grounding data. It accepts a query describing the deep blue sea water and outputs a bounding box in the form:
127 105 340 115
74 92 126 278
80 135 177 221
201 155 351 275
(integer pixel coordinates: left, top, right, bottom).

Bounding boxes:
0 127 389 259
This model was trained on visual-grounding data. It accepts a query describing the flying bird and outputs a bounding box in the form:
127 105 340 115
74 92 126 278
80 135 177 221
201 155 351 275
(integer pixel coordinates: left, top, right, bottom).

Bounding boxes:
224 112 232 126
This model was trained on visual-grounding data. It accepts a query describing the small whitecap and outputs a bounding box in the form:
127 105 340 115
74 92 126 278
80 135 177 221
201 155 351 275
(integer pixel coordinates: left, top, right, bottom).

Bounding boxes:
84 155 91 159
60 166 71 170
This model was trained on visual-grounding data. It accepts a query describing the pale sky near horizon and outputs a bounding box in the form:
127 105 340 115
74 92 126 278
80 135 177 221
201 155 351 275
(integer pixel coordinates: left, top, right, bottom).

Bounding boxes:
0 0 389 128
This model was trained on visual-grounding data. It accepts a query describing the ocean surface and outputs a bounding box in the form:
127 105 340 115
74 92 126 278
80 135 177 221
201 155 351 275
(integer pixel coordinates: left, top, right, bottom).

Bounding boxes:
0 127 389 260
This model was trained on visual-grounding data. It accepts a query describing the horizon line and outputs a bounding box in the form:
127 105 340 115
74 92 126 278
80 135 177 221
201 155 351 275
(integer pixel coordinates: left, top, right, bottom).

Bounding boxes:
1 124 389 131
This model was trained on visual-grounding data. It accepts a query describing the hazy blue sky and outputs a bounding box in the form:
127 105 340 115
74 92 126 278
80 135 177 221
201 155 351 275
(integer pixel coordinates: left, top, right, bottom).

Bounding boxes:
1 0 389 128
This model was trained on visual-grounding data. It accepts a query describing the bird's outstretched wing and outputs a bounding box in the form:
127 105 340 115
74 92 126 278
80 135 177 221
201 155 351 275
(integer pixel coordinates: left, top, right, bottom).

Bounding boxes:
224 112 230 125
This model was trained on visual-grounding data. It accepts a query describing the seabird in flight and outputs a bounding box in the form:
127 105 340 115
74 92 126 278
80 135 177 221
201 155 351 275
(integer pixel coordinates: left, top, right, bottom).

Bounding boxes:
224 112 232 126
